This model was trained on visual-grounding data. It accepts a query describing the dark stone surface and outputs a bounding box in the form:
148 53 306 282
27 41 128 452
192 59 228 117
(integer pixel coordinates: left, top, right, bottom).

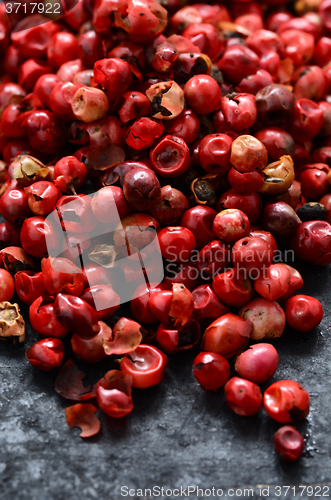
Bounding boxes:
1 263 331 500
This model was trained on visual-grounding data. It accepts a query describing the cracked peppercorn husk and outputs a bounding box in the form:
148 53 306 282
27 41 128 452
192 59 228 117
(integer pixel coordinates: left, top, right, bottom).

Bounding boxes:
0 301 25 343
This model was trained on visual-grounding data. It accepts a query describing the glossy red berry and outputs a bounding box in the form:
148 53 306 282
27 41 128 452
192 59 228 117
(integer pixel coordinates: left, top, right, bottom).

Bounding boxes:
263 201 301 239
0 189 31 224
285 295 323 332
290 99 324 142
235 344 279 384
228 167 264 194
255 84 295 127
202 313 251 359
193 352 230 391
192 285 229 326
29 296 70 339
218 45 260 86
180 205 217 249
276 264 304 305
26 338 64 371
54 156 87 194
20 110 67 155
274 426 304 462
198 240 231 280
19 59 53 92
93 58 132 101
254 264 291 301
0 222 21 249
33 74 61 109
81 284 120 321
149 135 190 177
157 226 195 262
164 109 200 145
15 271 45 305
96 370 133 418
221 93 257 132
212 269 254 307
77 30 104 68
71 321 112 363
120 345 168 389
119 91 151 124
150 185 189 224
184 75 222 115
224 377 263 416
198 134 233 175
217 189 262 224
290 220 331 265
264 380 310 423
255 127 295 163
48 32 79 68
151 41 178 73
0 268 15 302
130 283 171 324
125 117 164 150
297 164 329 201
238 69 273 96
41 257 85 297
213 209 250 244
123 167 161 211
25 181 62 216
279 29 314 66
54 293 100 339
20 216 60 259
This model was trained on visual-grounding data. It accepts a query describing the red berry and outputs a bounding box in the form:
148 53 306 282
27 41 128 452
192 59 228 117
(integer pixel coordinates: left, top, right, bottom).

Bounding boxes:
264 380 310 424
274 426 304 462
224 377 263 416
193 352 230 391
120 345 168 389
184 75 221 115
285 295 323 332
26 338 64 371
235 344 279 384
213 209 250 244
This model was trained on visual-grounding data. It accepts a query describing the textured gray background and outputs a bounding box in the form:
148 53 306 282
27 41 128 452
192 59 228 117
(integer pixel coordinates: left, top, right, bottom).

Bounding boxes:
0 262 331 500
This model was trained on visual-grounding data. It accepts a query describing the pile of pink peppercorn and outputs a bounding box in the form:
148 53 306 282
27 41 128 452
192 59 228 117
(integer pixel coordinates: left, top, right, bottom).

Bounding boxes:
0 0 330 460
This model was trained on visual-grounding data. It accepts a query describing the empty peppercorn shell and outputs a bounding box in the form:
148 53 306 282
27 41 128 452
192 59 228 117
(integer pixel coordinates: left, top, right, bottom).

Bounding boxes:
0 246 37 274
0 302 25 343
88 244 118 269
146 81 185 120
190 174 221 206
258 155 295 195
10 155 49 183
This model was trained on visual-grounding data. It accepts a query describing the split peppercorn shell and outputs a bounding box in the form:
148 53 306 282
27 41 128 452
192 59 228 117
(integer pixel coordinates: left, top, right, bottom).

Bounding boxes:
258 155 295 195
0 301 25 343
